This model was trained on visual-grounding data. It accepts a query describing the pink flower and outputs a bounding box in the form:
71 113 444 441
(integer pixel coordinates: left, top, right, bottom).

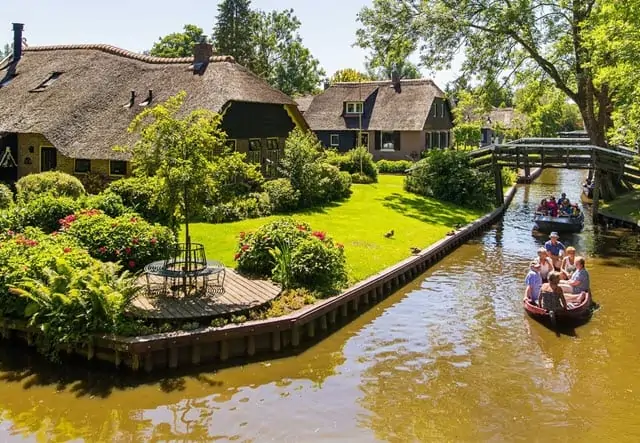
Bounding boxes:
150 238 157 245
241 244 249 251
132 238 139 245
125 247 132 255
98 246 107 254
115 249 121 256
63 247 72 253
312 231 326 241
128 260 136 268
50 231 59 236
234 252 241 261
7 230 14 236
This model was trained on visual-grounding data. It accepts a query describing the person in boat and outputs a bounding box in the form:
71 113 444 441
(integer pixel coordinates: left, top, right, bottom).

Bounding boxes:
559 199 572 216
545 232 566 270
546 196 559 217
557 193 570 206
560 246 577 280
571 204 581 217
535 247 555 282
524 261 543 305
583 179 595 199
559 256 590 305
536 198 549 215
539 271 567 312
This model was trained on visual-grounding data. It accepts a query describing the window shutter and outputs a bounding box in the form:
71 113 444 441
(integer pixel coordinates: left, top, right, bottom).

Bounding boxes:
394 131 401 151
374 131 381 150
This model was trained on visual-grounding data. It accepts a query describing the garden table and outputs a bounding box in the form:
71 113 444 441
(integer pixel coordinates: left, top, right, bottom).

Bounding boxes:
144 259 226 297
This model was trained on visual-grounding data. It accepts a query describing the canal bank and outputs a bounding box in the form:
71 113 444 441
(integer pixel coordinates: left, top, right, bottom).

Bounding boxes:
1 168 639 441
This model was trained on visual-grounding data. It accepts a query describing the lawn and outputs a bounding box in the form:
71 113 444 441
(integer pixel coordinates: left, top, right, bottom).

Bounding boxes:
601 186 640 222
185 175 485 283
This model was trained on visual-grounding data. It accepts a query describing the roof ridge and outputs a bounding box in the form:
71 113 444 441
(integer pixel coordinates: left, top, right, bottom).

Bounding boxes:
23 44 235 64
333 78 436 86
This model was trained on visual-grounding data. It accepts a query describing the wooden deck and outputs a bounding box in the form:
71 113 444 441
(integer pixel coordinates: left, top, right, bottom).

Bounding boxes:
130 269 281 320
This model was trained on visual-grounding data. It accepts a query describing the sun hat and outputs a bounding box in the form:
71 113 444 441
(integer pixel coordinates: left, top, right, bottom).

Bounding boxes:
549 232 559 238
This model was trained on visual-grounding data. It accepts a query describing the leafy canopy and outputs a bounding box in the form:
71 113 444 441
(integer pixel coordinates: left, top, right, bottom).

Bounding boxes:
213 0 255 66
329 69 371 84
149 24 207 58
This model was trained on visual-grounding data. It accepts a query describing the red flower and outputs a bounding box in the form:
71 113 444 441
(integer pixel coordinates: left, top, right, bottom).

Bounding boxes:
150 238 157 245
132 238 139 244
234 252 241 261
241 244 249 251
6 230 14 236
98 246 107 254
128 260 136 268
312 231 326 241
63 247 72 253
297 225 307 231
125 247 132 255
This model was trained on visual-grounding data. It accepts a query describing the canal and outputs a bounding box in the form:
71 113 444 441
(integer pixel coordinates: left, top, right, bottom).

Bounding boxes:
1 169 639 442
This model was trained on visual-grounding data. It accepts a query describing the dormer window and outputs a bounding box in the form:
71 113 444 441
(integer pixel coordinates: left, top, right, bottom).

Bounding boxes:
345 102 364 114
31 72 62 92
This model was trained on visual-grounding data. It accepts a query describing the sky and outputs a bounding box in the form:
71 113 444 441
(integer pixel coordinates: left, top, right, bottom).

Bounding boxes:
1 0 462 87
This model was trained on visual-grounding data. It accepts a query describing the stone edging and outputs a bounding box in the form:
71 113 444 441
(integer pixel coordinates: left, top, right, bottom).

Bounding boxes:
0 177 530 372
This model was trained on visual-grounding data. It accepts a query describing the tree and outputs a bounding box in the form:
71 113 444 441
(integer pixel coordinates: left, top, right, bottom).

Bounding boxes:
329 69 371 84
1 43 11 59
251 9 325 96
365 59 421 81
212 0 255 67
355 0 632 147
121 92 226 242
149 24 206 58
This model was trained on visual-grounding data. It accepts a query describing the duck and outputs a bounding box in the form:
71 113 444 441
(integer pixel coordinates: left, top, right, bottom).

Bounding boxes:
410 247 421 255
384 229 394 238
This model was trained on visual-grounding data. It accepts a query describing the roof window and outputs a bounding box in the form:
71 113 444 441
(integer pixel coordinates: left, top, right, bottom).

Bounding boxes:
30 72 62 92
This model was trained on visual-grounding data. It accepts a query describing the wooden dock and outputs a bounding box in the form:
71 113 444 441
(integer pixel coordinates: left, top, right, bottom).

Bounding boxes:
130 269 281 320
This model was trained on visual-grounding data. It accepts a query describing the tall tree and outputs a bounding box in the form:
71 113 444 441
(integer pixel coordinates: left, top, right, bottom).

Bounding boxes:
365 59 421 81
329 68 371 84
213 0 255 67
251 9 325 96
355 0 631 147
149 25 206 58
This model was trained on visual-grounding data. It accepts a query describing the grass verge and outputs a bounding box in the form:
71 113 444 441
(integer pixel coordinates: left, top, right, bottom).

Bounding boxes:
601 186 640 222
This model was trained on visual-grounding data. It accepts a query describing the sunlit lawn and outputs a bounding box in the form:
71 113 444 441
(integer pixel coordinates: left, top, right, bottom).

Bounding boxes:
601 186 640 221
185 175 484 283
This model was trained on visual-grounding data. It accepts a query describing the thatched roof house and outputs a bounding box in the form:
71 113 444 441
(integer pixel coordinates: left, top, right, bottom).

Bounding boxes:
0 23 306 183
302 78 453 160
294 95 315 115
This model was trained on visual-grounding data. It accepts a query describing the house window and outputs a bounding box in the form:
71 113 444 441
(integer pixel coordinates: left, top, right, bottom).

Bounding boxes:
74 159 91 174
345 102 364 114
432 103 437 117
330 134 340 147
31 72 62 92
110 160 127 176
381 131 395 151
225 139 237 151
442 131 449 148
441 103 445 118
359 132 369 148
266 138 279 151
249 139 262 151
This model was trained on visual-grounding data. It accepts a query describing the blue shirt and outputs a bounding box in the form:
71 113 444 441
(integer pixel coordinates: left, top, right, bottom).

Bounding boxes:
570 268 590 294
525 270 543 302
545 240 566 256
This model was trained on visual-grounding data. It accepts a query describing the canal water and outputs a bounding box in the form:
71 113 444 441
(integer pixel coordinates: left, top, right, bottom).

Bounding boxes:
1 169 639 442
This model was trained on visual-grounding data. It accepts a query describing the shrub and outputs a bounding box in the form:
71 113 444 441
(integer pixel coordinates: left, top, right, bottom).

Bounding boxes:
326 147 378 182
77 171 112 195
502 168 518 187
0 183 13 209
317 165 352 202
0 206 23 232
235 218 346 293
15 171 86 202
21 195 81 233
263 178 300 213
208 151 264 205
351 172 375 184
106 176 171 225
0 228 94 319
83 192 128 217
376 159 413 174
61 210 175 271
404 149 494 209
203 193 272 223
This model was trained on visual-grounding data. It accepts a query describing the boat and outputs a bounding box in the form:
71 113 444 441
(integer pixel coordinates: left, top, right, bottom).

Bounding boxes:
524 291 592 326
533 212 584 233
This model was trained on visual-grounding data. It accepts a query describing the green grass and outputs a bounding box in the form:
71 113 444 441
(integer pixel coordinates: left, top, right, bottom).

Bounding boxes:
601 186 640 222
184 175 484 283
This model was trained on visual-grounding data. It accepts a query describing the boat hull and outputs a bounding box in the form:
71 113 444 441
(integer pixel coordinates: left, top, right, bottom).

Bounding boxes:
580 190 593 204
533 214 584 233
524 291 592 325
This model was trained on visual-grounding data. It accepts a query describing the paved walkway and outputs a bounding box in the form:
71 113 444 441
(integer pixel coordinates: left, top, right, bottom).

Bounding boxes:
130 269 281 320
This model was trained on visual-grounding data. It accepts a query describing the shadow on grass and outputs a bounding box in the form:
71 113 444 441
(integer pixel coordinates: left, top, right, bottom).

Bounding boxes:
381 193 478 227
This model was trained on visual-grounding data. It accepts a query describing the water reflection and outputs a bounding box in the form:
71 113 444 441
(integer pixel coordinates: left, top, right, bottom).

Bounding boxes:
1 169 640 442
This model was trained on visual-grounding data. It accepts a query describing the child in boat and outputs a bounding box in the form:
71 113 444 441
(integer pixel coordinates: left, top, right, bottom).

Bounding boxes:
539 271 567 312
536 198 548 215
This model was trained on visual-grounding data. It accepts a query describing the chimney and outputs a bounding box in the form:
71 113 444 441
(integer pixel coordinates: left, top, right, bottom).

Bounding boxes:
193 36 213 66
12 23 24 63
324 81 330 90
391 63 401 93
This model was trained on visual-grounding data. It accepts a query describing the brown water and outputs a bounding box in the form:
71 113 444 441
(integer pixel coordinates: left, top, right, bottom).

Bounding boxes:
1 169 640 442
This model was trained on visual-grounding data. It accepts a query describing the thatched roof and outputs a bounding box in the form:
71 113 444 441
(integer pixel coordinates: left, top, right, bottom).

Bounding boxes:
487 107 526 129
295 95 315 114
303 79 446 131
0 45 298 160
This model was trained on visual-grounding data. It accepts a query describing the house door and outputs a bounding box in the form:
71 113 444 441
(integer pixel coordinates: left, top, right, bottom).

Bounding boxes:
0 134 18 184
41 147 57 172
359 132 369 149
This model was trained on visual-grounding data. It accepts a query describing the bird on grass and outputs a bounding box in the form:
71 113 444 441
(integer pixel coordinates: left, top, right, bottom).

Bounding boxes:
384 229 395 238
446 230 456 236
410 247 421 255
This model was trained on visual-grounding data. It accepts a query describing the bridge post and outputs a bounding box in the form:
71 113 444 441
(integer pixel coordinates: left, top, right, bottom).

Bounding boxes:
592 168 601 224
492 153 504 206
523 148 530 178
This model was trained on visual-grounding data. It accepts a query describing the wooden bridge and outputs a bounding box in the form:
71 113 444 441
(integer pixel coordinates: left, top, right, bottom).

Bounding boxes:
468 137 640 218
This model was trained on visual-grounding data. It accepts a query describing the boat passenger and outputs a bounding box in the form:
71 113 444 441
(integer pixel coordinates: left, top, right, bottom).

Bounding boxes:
559 256 590 305
539 271 567 312
559 199 572 216
535 247 554 282
545 232 566 270
557 193 570 206
536 198 549 215
571 205 581 217
546 196 559 217
583 179 595 198
524 261 543 305
560 246 577 280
